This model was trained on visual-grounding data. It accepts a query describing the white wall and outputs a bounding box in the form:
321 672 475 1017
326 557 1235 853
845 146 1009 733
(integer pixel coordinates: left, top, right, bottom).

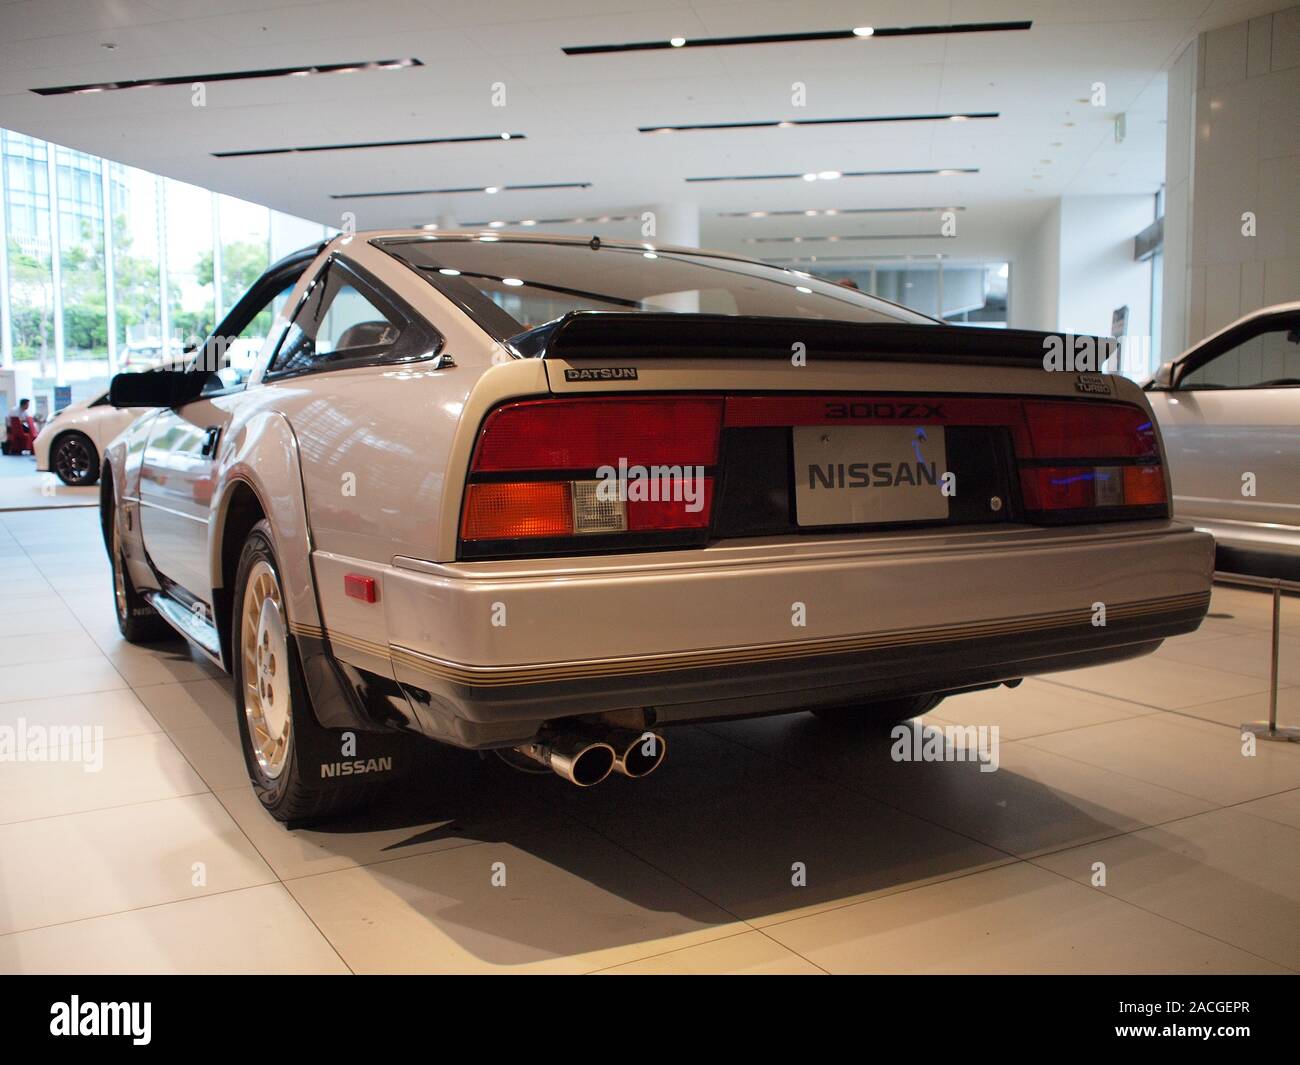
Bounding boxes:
1056 195 1155 357
1011 195 1155 378
1010 201 1061 331
1163 5 1300 357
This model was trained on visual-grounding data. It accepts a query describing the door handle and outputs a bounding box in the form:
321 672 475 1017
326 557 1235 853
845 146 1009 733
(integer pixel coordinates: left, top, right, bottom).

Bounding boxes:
200 426 221 458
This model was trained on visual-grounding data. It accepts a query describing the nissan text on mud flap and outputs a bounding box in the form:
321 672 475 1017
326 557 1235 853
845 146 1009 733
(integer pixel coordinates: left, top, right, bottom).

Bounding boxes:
100 230 1213 822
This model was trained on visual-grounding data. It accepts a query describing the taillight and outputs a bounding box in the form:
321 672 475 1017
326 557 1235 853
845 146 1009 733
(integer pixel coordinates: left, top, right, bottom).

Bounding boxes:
1015 400 1165 517
460 396 723 555
1018 401 1158 459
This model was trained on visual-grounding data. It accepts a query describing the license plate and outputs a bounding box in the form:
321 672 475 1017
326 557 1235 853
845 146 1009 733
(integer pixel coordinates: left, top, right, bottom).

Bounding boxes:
793 425 949 527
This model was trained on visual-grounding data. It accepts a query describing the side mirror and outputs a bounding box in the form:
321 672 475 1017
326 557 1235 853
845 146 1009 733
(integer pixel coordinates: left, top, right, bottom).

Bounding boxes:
1149 362 1176 390
108 370 205 408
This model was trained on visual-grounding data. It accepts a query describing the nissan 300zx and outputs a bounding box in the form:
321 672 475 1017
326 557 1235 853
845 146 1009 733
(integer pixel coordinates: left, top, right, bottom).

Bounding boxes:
101 231 1214 821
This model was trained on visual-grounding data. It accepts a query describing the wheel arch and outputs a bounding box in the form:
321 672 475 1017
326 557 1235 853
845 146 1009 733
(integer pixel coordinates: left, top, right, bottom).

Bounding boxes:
209 410 324 660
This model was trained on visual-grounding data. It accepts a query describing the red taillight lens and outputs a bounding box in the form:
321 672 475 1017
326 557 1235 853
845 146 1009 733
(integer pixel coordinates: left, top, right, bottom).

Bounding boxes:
1020 465 1166 512
627 479 715 531
1016 401 1165 515
1020 401 1157 459
462 397 723 547
472 397 723 471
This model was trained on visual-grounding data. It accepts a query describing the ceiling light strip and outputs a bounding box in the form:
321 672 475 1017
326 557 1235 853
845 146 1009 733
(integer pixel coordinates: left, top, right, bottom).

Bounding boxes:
33 58 422 96
686 168 978 183
640 112 997 133
564 22 1031 55
331 182 592 200
214 133 525 158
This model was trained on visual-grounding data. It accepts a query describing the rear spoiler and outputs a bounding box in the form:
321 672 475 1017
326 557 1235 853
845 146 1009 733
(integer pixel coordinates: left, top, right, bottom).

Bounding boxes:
509 311 1116 370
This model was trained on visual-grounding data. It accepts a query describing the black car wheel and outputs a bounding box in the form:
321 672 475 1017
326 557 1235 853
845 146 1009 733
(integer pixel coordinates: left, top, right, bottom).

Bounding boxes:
52 431 99 486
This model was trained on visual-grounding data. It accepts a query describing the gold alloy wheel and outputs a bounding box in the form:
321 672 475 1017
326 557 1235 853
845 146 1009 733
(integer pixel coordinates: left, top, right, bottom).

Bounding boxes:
241 558 292 780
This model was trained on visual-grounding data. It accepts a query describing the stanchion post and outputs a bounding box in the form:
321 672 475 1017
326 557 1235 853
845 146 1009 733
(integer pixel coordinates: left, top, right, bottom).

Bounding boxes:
1226 572 1300 743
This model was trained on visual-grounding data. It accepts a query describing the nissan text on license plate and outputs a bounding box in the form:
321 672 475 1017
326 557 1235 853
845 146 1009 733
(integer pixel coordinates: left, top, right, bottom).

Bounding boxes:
793 425 949 527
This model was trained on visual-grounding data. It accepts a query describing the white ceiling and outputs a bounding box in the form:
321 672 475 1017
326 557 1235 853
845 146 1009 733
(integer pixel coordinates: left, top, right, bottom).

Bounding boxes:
0 0 1283 262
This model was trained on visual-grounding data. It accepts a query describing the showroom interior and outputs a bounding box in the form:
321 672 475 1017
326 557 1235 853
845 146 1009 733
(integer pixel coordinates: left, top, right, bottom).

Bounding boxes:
0 0 1296 979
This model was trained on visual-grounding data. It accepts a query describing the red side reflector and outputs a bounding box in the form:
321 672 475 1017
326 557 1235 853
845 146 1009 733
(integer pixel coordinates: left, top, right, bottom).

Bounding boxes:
472 397 723 472
343 574 377 603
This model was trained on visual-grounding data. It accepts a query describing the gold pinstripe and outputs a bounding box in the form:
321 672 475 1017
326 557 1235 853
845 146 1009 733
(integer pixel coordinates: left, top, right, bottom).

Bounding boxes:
293 591 1208 688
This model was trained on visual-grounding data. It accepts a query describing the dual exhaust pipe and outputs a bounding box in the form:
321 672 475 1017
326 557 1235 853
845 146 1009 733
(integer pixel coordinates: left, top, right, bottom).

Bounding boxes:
513 725 666 787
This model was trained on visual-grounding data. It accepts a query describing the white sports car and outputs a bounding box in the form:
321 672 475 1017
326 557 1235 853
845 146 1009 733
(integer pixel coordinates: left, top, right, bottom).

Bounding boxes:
35 391 145 486
103 231 1214 821
1146 301 1300 579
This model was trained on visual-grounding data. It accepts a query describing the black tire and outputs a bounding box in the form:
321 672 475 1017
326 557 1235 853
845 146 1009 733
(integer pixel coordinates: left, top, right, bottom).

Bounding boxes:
231 519 378 822
108 498 175 644
810 692 945 730
51 431 99 486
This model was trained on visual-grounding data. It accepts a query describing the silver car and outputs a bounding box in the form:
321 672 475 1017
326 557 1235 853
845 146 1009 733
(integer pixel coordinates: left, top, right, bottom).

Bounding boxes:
1147 302 1300 578
102 231 1213 822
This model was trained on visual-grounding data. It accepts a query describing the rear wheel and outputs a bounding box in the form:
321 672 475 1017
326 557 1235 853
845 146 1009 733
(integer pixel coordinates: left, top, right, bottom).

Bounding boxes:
810 693 944 730
232 520 378 822
52 431 99 486
109 510 174 643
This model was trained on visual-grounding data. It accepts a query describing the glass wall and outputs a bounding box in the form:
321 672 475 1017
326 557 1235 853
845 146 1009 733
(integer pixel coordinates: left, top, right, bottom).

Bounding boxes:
809 259 1010 327
0 127 332 412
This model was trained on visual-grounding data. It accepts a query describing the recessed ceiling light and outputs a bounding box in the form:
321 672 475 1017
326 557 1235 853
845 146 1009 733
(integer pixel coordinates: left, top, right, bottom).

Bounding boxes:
500 132 511 139
488 220 505 228
502 277 524 286
801 173 817 181
852 26 875 37
521 219 537 226
484 186 500 194
669 37 686 47
438 268 460 275
816 170 842 180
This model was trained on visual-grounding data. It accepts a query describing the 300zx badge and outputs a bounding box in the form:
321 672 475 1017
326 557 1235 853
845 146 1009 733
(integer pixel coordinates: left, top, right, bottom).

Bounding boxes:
564 367 638 381
825 401 946 420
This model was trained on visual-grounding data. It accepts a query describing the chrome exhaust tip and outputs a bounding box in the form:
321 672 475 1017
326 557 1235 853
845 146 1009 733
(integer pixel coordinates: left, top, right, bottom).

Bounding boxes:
513 732 616 787
596 727 667 779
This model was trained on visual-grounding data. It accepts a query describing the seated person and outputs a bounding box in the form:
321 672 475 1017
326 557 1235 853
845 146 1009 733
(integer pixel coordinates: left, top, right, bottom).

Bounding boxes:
5 398 39 455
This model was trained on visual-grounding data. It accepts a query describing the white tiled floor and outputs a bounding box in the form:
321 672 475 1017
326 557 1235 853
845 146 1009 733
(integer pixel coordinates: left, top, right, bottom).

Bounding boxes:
0 505 1297 974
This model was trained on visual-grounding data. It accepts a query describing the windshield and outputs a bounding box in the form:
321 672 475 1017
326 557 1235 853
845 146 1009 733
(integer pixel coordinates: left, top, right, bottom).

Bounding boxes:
378 237 932 335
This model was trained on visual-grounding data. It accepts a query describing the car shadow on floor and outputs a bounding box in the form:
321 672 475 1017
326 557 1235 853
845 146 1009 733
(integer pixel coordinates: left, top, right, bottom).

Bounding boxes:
264 714 1190 967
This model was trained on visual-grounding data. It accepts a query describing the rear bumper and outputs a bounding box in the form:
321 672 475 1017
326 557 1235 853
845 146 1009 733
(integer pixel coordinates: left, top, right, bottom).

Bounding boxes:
355 520 1215 747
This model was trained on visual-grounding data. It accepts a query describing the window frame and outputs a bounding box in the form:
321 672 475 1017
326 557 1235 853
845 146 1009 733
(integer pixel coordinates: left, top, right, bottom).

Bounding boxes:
264 255 443 382
1174 309 1300 392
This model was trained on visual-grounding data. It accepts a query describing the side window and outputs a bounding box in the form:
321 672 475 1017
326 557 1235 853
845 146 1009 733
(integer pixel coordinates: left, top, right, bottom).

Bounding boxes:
199 282 297 396
269 260 436 377
1180 326 1300 390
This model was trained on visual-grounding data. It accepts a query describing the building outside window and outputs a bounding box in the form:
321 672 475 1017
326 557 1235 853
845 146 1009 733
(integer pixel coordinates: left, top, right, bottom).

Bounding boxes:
0 127 332 411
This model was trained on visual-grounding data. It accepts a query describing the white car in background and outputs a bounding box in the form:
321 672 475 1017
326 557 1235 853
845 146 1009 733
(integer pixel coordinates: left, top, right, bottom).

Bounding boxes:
35 391 145 486
1146 302 1300 579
